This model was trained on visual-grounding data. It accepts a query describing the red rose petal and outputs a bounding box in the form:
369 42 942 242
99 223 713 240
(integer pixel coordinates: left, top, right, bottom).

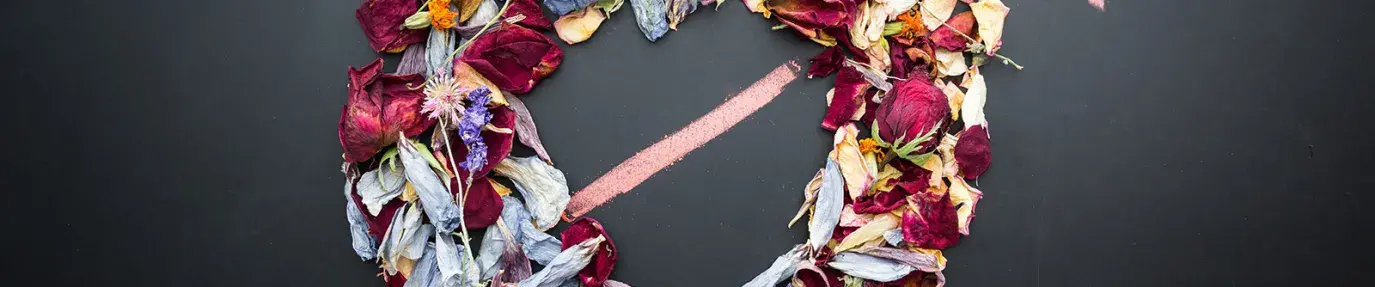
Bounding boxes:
928 12 975 51
560 218 617 287
505 0 554 31
458 24 564 94
339 59 434 163
821 65 870 131
901 191 961 250
955 125 992 180
356 0 429 52
807 46 844 78
451 176 503 228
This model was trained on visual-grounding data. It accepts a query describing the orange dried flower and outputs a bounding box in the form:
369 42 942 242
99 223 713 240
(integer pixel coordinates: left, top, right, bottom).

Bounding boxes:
895 10 928 41
429 0 457 29
859 138 880 154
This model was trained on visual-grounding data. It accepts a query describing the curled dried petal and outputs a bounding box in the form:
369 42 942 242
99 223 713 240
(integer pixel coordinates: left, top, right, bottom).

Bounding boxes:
901 192 961 250
970 0 1010 54
954 125 991 180
822 68 871 131
339 59 434 163
399 139 463 232
810 158 845 251
927 12 974 51
554 6 608 45
458 24 564 94
356 0 429 52
827 252 915 282
628 0 669 41
808 47 845 78
517 236 605 287
561 218 617 287
506 0 555 30
494 156 571 230
741 245 806 287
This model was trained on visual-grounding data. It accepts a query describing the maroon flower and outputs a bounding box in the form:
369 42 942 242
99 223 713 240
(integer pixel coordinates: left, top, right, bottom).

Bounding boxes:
928 11 975 51
765 0 855 40
955 125 992 180
437 107 517 228
356 0 428 53
807 46 844 78
874 77 950 154
561 218 617 287
901 191 961 250
504 0 554 31
339 59 434 163
458 23 564 94
821 65 870 131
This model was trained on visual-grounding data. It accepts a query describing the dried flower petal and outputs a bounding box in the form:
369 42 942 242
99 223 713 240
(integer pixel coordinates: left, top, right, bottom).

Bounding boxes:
505 96 554 164
399 139 464 232
934 49 967 77
874 77 950 155
764 0 853 41
356 0 429 52
561 218 617 287
829 123 872 199
882 0 916 20
741 244 806 287
901 192 960 250
517 236 605 287
822 67 871 131
970 0 1009 54
667 0 699 30
378 204 424 274
810 158 845 251
927 12 974 51
827 252 915 282
946 175 984 235
356 165 407 216
954 125 991 180
458 23 564 94
849 246 944 273
496 222 535 283
545 0 600 16
920 0 956 31
430 0 459 29
628 0 669 41
1089 0 1106 11
494 156 571 230
554 6 608 45
506 0 555 30
808 47 845 78
961 66 988 129
853 186 909 214
457 175 505 228
792 260 843 287
345 178 378 260
340 59 434 163
788 168 826 227
836 213 899 252
403 245 439 287
434 231 479 286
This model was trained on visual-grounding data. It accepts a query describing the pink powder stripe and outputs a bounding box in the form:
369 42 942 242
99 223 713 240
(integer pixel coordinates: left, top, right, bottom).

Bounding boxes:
565 61 802 219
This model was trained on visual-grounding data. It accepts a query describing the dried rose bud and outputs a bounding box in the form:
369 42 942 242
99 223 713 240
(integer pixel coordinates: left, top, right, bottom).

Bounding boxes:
873 77 950 156
338 59 434 163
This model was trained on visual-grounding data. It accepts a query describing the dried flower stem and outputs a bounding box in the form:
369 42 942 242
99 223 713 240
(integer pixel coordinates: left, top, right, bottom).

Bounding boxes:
437 120 480 280
913 4 1023 70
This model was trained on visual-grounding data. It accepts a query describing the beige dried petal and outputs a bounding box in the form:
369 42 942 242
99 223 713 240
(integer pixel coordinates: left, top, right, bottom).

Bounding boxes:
935 48 967 77
940 79 965 121
922 0 957 31
835 213 900 252
883 0 917 20
455 62 508 106
554 6 607 45
839 205 874 227
962 68 988 129
829 124 873 200
971 0 1010 54
948 176 985 235
788 169 826 227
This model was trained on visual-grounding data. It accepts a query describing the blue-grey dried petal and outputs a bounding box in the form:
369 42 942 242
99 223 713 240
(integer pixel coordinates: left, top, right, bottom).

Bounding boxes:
434 230 466 286
457 0 500 39
544 0 598 16
397 44 428 75
741 244 806 287
826 252 915 282
496 222 533 282
849 246 942 273
603 280 632 287
399 140 463 232
426 27 457 78
628 0 668 41
496 195 563 265
516 236 604 287
346 179 377 260
357 166 406 216
404 245 440 287
405 224 436 260
494 156 570 231
379 204 425 274
477 225 506 279
883 228 903 247
810 158 844 251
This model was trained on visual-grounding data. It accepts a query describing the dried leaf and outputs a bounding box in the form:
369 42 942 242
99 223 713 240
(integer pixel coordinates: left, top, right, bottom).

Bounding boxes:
628 0 669 41
934 49 967 77
810 158 845 251
827 252 915 282
555 6 608 45
494 156 571 230
921 0 956 31
960 69 987 129
970 0 1009 54
836 213 900 252
741 245 806 287
506 93 553 164
399 139 463 232
516 236 605 287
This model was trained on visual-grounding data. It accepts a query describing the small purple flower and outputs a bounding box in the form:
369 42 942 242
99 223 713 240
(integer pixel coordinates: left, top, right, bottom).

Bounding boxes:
460 141 488 172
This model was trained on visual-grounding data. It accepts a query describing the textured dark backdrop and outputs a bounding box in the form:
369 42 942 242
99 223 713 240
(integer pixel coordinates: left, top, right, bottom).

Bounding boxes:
3 0 1374 286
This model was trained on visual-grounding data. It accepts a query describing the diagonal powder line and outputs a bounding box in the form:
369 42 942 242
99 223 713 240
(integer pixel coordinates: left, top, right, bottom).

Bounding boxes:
565 60 802 219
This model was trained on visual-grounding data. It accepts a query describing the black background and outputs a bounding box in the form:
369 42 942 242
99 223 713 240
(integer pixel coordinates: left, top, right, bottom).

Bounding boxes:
3 0 1374 286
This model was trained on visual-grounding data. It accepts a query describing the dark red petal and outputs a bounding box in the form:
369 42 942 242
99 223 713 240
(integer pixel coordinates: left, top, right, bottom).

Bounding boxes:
505 0 554 31
340 59 430 163
458 24 564 94
378 73 434 138
560 218 617 287
928 12 975 51
451 176 503 228
955 125 992 180
825 26 868 63
889 40 916 79
821 65 870 131
385 272 408 287
807 47 844 78
901 191 961 250
351 174 407 241
766 0 853 39
356 0 429 52
875 77 950 153
853 188 910 214
442 106 517 181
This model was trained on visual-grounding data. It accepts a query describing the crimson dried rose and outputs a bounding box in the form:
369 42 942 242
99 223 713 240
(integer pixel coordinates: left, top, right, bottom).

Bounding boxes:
955 125 991 180
808 46 844 78
356 0 429 53
339 59 435 163
874 76 950 155
821 65 870 131
901 191 961 250
561 218 617 287
504 0 554 31
928 11 975 51
765 0 855 40
458 23 564 94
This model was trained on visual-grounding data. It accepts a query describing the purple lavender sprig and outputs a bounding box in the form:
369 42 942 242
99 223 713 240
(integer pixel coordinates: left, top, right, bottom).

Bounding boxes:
457 87 494 173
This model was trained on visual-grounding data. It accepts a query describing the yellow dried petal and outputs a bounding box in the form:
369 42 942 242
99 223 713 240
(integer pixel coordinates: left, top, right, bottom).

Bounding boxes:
940 79 965 121
948 176 984 235
835 214 900 252
921 0 956 31
971 0 1010 53
829 124 873 200
935 48 967 77
489 178 513 196
554 6 607 45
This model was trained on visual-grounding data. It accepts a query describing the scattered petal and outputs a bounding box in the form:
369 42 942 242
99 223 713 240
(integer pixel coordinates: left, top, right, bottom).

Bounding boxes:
517 236 605 287
946 175 984 235
339 59 434 163
561 218 617 287
960 69 987 129
954 125 991 180
927 12 974 51
970 0 1009 54
555 6 608 45
494 156 572 230
741 244 806 287
345 177 378 260
827 252 915 282
882 0 917 20
901 192 961 250
939 80 964 121
848 246 944 272
545 0 600 16
1089 0 1106 12
829 124 872 199
875 76 950 155
399 139 463 232
667 0 699 30
356 0 429 52
821 68 871 131
835 213 900 252
765 0 852 41
921 0 956 31
934 49 967 77
459 23 564 94
808 47 845 78
507 0 556 30
506 96 554 163
356 165 407 216
402 245 439 287
810 158 845 251
628 0 669 41
789 168 826 227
